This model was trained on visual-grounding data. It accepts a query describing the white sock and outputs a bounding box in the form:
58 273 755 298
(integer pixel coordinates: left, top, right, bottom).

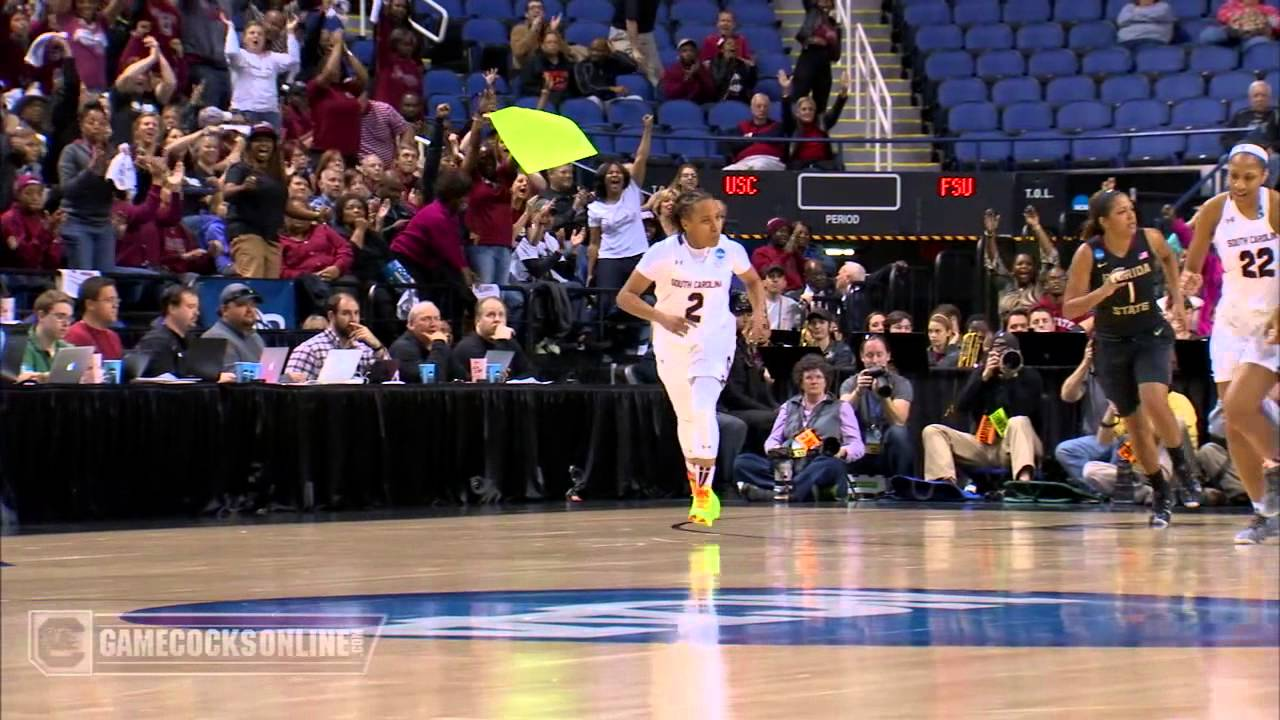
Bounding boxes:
685 461 715 490
1254 501 1267 516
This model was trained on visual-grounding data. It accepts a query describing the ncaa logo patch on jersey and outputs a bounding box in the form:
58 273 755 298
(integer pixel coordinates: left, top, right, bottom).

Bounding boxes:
1093 248 1105 261
713 248 727 265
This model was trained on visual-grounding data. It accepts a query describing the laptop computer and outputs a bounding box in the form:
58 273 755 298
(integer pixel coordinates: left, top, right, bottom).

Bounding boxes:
484 350 516 376
122 351 150 383
1 332 27 381
260 346 290 383
181 338 227 382
47 346 95 384
316 348 362 384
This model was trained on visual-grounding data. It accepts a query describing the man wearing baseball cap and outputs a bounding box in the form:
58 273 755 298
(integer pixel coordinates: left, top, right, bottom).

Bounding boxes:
806 306 853 366
202 283 266 370
659 38 713 103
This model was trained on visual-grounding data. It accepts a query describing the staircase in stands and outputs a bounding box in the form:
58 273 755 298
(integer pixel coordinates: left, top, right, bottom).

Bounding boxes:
775 0 938 170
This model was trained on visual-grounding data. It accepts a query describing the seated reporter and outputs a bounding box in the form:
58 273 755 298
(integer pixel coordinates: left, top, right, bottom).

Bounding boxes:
449 297 535 381
389 300 454 382
922 332 1044 486
283 292 388 382
734 355 864 502
17 290 75 383
837 334 914 478
201 283 265 370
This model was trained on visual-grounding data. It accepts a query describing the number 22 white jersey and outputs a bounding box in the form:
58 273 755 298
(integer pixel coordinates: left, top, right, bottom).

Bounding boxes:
1212 187 1279 334
636 233 751 375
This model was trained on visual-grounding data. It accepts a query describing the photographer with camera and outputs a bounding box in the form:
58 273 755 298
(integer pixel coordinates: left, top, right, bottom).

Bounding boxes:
734 355 864 502
836 335 914 478
922 332 1045 486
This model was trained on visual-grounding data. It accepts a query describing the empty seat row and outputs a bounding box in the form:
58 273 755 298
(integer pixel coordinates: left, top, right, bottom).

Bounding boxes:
947 97 1236 135
903 0 1223 28
953 130 1231 168
923 44 1279 81
937 71 1263 109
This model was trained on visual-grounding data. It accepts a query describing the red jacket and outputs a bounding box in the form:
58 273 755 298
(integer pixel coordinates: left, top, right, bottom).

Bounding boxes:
750 244 802 291
660 61 714 103
699 32 752 63
115 188 184 269
734 118 785 163
0 207 61 269
280 222 354 278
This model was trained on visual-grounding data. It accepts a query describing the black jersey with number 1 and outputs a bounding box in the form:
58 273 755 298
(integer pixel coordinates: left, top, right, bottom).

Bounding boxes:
1088 230 1164 338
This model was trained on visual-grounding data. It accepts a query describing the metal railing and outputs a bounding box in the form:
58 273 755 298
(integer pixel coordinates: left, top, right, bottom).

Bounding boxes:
848 20 894 171
365 0 449 44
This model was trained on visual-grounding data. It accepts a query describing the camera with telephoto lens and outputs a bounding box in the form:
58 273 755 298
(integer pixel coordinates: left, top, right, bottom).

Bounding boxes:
1001 348 1023 372
864 367 894 398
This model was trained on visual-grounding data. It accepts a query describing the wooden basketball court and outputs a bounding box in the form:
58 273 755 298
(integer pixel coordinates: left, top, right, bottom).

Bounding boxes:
3 505 1277 719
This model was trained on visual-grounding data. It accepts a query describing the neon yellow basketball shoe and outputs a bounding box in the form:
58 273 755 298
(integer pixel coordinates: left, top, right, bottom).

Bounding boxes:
688 485 721 527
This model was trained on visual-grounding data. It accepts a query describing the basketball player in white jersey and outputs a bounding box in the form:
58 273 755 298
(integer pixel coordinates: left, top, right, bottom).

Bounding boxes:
616 189 770 526
1182 143 1280 544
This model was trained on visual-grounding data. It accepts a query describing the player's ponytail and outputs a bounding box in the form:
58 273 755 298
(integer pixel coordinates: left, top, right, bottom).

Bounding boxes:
1081 190 1123 241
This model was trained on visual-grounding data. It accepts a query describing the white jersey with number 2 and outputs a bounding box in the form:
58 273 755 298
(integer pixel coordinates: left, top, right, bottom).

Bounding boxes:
636 233 751 380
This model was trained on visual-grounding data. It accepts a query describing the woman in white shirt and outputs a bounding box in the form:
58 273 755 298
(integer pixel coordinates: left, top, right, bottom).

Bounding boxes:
587 114 654 290
222 15 301 128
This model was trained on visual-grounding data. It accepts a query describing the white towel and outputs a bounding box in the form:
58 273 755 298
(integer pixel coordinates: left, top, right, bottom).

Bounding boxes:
105 144 137 195
24 32 66 68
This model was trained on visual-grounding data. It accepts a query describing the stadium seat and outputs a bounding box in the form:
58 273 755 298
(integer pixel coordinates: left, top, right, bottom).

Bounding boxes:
976 50 1026 80
708 101 751 132
1017 23 1065 51
755 78 783 101
1045 76 1096 106
992 77 1041 106
938 77 988 108
1028 48 1079 79
1002 101 1054 133
954 0 1001 27
462 18 507 46
586 129 614 157
955 131 1012 166
421 0 464 17
1268 69 1280 98
673 22 715 45
1134 46 1185 74
948 101 1000 133
925 50 976 81
1208 70 1256 101
1057 100 1112 132
606 98 650 126
466 72 509 96
1072 132 1126 167
669 0 718 25
965 24 1015 51
904 2 951 27
1184 133 1224 163
667 129 720 163
1103 0 1128 17
1229 98 1250 116
616 74 653 101
429 94 469 123
741 26 785 56
615 132 666 159
465 0 512 17
1068 21 1117 51
565 0 613 24
1114 99 1169 130
756 53 791 78
916 24 964 54
735 5 777 26
1012 131 1069 167
565 22 610 47
425 69 464 98
1154 72 1204 102
513 95 542 109
1054 0 1103 23
657 99 705 128
1004 0 1051 25
1242 42 1280 73
1082 47 1133 76
563 97 607 126
1100 74 1151 104
1177 18 1216 42
350 39 374 67
1169 0 1207 16
1127 134 1185 165
1170 97 1227 128
1188 45 1238 74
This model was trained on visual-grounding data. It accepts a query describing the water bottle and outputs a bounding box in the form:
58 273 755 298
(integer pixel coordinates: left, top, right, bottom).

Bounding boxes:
772 459 793 501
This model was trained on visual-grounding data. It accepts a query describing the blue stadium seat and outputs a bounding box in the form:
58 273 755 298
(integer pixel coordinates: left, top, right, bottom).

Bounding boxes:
955 131 1012 166
653 1 667 24
465 0 512 18
708 100 752 132
976 49 1026 80
657 100 705 128
429 95 468 123
513 96 542 109
904 2 950 27
1184 133 1223 163
1169 0 1207 18
652 26 673 50
1242 42 1280 73
1188 45 1238 74
350 39 374 67
948 101 1000 133
606 98 650 126
615 132 666 159
1072 133 1126 167
565 0 613 24
1229 98 1250 116
1082 47 1133 75
1057 100 1112 132
1002 101 1054 133
1054 0 1103 23
616 74 653 101
741 26 785 56
1170 97 1227 128
669 0 718 25
1104 0 1128 17
735 5 777 26
1114 98 1169 130
965 24 1014 50
926 50 976 81
1028 48 1079 79
938 77 989 107
462 18 507 46
586 129 614 157
1068 21 1117 51
421 0 463 17
1017 23 1065 51
756 78 783 101
1100 74 1150 103
565 22 610 47
425 69 464 97
563 97 607 126
1268 69 1280 98
1046 76 1096 105
1127 134 1184 165
1004 0 1052 25
769 101 783 123
756 53 791 78
666 129 720 163
916 24 965 54
1177 18 1216 41
1208 70 1256 101
466 72 509 96
954 0 1001 27
1154 73 1203 102
1013 131 1069 167
1134 46 1185 73
992 77 1042 106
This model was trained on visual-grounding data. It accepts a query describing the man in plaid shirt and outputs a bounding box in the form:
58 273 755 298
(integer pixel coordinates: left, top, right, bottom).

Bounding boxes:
284 292 388 382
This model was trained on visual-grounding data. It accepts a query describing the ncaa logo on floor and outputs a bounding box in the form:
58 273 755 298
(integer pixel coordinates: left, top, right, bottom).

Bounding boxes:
124 589 1280 647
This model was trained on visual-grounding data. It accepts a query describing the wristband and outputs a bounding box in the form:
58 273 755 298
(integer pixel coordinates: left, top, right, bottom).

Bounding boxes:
1100 420 1118 429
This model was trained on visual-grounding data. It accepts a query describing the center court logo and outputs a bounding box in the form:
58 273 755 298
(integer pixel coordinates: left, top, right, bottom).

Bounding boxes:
121 589 1280 648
